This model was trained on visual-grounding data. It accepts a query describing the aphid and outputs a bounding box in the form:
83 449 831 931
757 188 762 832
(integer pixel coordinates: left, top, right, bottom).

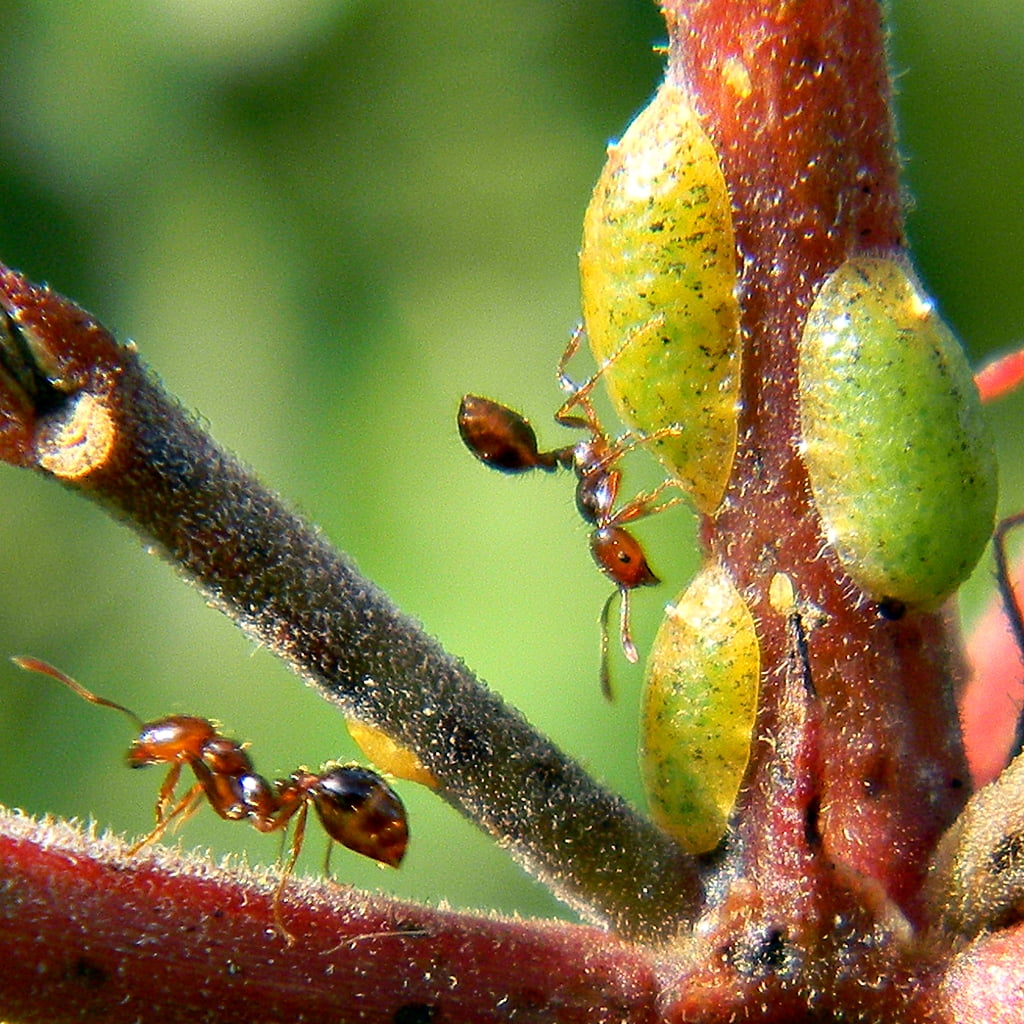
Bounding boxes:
458 377 682 699
12 656 408 942
798 256 998 607
579 80 742 514
639 563 760 853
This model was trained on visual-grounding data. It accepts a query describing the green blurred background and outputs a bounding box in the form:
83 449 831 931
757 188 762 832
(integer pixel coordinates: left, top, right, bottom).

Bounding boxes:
0 1 1021 924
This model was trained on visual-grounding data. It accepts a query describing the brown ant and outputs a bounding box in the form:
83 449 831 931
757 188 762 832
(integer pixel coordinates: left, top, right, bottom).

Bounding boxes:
11 656 408 943
458 327 684 699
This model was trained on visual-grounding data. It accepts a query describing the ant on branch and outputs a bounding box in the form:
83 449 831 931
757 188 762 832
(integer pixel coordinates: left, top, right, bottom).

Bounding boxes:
12 656 409 943
458 327 684 699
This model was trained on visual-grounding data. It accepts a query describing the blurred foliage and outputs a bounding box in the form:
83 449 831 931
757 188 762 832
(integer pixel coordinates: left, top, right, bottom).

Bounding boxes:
0 1 1021 923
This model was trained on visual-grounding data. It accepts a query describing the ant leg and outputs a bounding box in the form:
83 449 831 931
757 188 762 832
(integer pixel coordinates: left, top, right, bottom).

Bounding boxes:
126 780 204 855
554 314 667 430
605 476 689 529
153 762 183 823
555 322 588 395
554 323 611 437
272 801 309 945
993 512 1024 763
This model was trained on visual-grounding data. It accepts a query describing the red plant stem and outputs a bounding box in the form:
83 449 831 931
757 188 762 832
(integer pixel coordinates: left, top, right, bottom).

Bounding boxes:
661 0 970 931
0 809 664 1024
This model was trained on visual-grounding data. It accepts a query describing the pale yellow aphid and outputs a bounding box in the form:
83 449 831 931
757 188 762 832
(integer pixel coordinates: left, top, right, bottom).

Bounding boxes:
579 80 742 514
346 720 438 789
640 563 760 853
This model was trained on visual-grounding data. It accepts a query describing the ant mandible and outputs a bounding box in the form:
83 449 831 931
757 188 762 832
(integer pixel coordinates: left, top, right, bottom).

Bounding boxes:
11 656 409 943
458 326 684 699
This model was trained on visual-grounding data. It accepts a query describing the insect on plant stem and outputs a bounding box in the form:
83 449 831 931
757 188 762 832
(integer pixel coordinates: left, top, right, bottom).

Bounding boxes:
11 656 409 943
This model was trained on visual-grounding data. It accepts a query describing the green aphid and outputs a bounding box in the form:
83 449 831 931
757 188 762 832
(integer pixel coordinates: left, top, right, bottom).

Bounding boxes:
798 256 998 608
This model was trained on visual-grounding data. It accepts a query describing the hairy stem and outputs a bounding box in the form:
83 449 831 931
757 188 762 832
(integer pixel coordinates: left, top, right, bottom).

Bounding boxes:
0 264 700 940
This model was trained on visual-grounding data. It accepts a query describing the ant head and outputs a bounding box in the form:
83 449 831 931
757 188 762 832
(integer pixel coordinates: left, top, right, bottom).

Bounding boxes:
589 526 659 590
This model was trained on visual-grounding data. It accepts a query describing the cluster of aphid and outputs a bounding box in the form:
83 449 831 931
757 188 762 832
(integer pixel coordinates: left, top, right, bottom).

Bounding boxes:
12 656 408 943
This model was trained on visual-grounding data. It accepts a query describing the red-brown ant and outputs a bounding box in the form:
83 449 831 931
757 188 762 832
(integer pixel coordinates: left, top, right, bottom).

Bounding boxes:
458 328 684 699
12 656 408 943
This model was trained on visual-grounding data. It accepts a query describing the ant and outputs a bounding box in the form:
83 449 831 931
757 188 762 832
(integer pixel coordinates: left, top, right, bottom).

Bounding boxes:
458 327 684 699
11 656 409 943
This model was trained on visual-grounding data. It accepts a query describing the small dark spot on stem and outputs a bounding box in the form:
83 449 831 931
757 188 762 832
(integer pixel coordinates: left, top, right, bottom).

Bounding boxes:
394 1003 437 1024
725 927 791 978
991 831 1024 874
877 598 906 621
804 794 822 850
71 957 107 989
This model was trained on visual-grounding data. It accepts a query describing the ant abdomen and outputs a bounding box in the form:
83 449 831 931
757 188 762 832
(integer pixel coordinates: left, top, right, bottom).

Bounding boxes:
457 394 568 473
299 765 409 869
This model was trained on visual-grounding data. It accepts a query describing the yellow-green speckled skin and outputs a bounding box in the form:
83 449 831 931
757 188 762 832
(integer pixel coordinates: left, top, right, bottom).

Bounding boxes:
798 257 998 607
580 81 741 514
640 563 760 853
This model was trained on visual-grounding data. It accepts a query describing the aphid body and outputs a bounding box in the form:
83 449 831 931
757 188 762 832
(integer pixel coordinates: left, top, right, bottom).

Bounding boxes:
639 563 760 854
798 256 998 607
579 80 742 514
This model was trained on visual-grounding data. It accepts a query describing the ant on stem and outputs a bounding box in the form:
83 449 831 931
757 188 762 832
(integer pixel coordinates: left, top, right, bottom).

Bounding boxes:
458 326 684 699
11 656 408 943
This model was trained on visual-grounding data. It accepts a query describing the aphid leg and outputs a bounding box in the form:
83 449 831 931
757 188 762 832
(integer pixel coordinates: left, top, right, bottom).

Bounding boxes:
272 800 310 945
993 511 1024 763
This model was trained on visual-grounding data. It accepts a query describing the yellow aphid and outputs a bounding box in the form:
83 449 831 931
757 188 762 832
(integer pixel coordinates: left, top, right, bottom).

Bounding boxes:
346 719 438 789
580 80 741 514
640 563 760 853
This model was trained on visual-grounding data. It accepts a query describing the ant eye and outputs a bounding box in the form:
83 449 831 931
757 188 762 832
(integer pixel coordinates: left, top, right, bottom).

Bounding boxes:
580 80 741 513
798 257 997 607
640 563 760 853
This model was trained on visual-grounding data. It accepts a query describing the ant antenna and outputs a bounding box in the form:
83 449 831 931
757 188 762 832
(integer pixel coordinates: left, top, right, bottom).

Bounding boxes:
12 656 144 730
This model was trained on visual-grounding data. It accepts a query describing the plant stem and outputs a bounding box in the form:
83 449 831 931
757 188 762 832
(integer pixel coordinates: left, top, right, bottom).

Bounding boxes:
0 263 700 941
